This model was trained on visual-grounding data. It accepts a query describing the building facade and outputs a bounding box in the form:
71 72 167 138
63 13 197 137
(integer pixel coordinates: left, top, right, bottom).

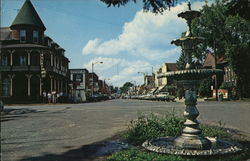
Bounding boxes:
0 0 70 103
155 63 177 91
203 52 235 87
69 69 89 102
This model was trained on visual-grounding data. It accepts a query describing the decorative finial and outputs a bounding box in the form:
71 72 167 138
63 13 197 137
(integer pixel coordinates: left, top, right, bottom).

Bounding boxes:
205 0 208 6
188 1 191 10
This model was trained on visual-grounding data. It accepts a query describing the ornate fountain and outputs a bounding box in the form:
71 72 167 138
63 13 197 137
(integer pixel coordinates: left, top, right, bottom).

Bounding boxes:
142 2 242 155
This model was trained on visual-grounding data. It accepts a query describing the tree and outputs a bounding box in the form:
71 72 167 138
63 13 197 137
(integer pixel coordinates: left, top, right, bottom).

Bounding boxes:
120 82 134 93
192 1 228 58
198 79 213 98
176 50 186 70
224 15 250 98
176 87 185 99
100 0 177 13
191 0 250 98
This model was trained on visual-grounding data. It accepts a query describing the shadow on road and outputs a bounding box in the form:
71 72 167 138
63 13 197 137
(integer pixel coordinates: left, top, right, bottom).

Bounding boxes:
19 140 115 161
1 108 46 122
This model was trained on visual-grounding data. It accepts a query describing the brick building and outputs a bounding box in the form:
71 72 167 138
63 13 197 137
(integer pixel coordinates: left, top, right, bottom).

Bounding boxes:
0 0 70 103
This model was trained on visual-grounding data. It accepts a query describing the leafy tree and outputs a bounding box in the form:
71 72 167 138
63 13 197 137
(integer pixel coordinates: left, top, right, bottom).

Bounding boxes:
110 85 119 93
199 79 213 98
224 15 250 98
191 0 250 98
120 82 134 93
176 50 186 70
192 1 228 58
100 0 177 13
176 87 185 99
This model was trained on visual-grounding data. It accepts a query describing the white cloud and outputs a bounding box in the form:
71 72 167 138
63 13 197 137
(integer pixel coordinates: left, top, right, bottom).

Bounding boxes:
82 1 205 60
84 57 153 86
82 1 207 86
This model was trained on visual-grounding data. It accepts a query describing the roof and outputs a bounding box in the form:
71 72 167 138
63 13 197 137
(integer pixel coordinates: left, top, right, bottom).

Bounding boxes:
0 27 12 40
11 0 46 30
203 52 227 68
165 63 177 71
0 43 49 49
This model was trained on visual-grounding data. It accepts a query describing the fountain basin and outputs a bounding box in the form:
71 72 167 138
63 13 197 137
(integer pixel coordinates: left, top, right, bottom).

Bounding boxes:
142 137 242 156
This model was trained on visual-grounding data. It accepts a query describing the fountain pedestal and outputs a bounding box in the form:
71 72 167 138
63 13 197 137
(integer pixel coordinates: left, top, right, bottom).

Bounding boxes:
142 2 242 156
174 80 211 150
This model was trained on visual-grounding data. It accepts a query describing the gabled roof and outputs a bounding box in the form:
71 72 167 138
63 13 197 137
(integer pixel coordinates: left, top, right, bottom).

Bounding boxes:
11 0 46 30
203 52 227 68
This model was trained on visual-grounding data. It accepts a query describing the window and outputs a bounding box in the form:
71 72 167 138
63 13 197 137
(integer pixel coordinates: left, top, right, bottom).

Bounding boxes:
1 55 8 66
2 79 10 96
20 55 27 66
20 30 26 42
33 30 39 43
48 40 51 47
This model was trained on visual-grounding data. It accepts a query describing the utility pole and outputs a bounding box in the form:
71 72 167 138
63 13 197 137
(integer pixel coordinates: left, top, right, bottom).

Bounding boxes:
91 61 103 96
213 38 218 101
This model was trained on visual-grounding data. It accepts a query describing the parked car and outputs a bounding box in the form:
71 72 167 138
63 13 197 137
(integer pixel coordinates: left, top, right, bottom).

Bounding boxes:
155 92 175 102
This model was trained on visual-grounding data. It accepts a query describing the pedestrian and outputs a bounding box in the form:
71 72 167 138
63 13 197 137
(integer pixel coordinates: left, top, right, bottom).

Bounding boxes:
47 92 52 103
52 91 56 103
57 93 60 103
42 90 47 103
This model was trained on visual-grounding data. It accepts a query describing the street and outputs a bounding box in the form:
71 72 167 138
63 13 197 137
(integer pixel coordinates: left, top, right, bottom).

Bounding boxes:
1 99 250 161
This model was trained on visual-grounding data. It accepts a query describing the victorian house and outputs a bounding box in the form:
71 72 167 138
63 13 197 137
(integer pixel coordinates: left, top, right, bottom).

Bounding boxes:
0 0 70 103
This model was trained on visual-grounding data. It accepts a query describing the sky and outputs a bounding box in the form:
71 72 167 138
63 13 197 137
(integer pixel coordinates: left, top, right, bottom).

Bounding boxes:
1 0 209 87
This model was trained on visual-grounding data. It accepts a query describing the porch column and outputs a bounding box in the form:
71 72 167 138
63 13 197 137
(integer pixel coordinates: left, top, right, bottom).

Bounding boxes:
37 74 42 96
26 50 32 65
65 80 68 94
51 54 53 66
25 74 32 96
57 78 60 93
54 78 57 92
49 75 53 92
8 50 15 66
8 74 15 96
60 79 63 93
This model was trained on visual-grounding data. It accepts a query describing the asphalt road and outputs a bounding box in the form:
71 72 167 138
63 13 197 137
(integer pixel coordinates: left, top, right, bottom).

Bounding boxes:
1 99 250 161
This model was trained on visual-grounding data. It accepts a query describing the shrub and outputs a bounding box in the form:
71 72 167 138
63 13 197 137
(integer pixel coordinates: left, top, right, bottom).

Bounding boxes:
200 121 229 138
176 88 185 99
125 113 228 145
125 112 184 145
198 79 213 97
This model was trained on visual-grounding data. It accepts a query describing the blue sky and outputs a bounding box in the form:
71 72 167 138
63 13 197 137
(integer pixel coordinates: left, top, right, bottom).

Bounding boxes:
1 0 208 86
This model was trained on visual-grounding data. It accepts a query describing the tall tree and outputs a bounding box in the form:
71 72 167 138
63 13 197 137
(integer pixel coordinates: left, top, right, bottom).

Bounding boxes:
224 15 250 98
191 0 250 98
192 1 228 58
120 82 134 93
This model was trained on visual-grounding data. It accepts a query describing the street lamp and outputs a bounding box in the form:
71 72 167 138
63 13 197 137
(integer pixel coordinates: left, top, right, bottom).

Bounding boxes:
91 61 103 96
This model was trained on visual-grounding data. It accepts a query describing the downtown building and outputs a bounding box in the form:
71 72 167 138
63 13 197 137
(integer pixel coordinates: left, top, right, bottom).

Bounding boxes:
0 0 70 103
